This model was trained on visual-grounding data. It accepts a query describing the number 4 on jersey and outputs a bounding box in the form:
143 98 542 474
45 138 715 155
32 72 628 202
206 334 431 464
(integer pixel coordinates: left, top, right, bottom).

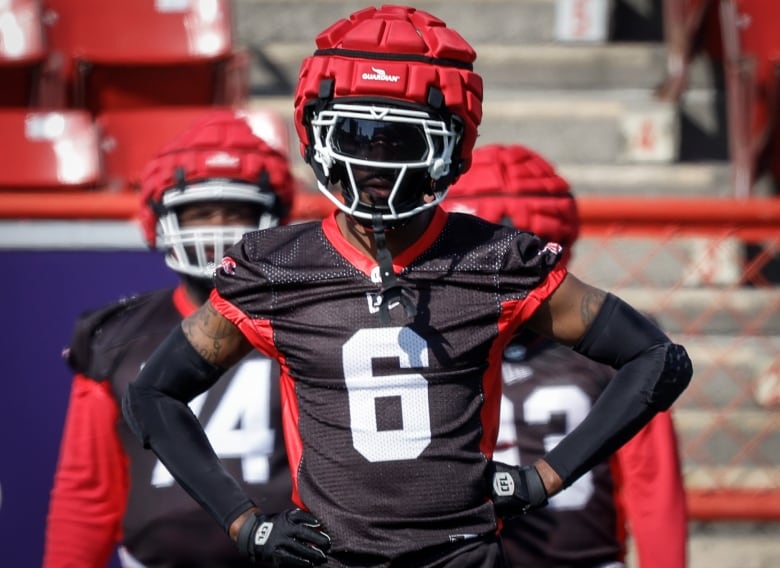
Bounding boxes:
151 359 276 487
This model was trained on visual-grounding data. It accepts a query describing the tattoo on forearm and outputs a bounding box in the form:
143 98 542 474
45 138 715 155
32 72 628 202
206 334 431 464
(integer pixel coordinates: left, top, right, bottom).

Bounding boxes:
182 303 237 363
580 288 606 328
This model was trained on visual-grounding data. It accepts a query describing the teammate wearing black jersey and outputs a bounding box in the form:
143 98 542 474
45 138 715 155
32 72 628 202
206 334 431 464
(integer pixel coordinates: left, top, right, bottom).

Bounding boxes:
122 6 693 568
446 144 688 567
44 111 296 567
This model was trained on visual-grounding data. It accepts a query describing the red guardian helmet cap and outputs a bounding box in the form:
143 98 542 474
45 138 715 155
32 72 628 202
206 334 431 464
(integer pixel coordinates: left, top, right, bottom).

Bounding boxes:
445 144 580 266
139 110 295 278
293 5 483 224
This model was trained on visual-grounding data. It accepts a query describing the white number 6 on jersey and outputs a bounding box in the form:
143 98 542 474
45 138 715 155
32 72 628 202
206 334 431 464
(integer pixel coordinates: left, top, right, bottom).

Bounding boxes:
343 327 432 462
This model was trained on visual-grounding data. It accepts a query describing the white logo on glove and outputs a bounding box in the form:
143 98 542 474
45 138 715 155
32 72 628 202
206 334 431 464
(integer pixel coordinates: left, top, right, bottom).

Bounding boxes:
254 522 274 546
493 471 515 496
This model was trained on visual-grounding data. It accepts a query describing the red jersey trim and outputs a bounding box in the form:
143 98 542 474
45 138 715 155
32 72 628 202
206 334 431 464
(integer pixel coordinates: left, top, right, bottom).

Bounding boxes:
209 289 274 356
609 455 628 562
321 207 449 277
279 368 304 508
172 284 198 317
208 289 304 506
612 411 688 567
511 266 568 323
43 375 128 567
479 266 568 458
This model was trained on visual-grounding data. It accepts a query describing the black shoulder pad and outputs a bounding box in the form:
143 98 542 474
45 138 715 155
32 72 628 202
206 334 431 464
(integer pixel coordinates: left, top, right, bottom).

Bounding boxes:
65 295 142 375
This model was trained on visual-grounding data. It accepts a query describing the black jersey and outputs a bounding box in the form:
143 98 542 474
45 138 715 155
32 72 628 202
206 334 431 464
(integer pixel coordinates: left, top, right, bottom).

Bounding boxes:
70 287 292 566
495 334 622 567
212 209 566 563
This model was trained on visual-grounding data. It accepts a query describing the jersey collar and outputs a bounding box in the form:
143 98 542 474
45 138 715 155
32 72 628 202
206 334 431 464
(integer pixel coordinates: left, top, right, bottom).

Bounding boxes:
321 207 449 277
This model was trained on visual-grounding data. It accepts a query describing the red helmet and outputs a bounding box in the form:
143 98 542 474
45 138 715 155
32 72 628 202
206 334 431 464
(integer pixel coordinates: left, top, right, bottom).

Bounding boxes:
445 144 579 265
139 109 295 278
293 5 483 224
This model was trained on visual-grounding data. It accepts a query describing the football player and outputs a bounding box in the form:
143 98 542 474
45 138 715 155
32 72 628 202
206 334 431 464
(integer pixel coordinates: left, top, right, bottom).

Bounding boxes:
122 6 693 567
44 110 296 567
446 143 688 568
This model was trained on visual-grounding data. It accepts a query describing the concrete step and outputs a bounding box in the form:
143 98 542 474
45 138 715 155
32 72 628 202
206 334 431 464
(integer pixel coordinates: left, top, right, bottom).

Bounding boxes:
480 89 715 164
234 0 564 45
246 91 732 197
244 41 717 94
674 409 780 473
558 163 733 197
475 43 717 91
248 90 724 165
684 522 780 568
292 162 734 199
235 0 667 46
235 0 728 165
683 466 780 492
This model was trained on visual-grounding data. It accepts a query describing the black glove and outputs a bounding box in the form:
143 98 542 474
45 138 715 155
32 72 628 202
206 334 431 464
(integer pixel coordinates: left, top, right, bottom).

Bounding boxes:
236 508 331 567
488 461 549 519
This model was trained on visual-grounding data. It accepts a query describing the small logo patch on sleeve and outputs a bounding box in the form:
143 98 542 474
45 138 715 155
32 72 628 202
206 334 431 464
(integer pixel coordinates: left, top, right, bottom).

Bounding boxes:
219 256 237 275
541 242 563 256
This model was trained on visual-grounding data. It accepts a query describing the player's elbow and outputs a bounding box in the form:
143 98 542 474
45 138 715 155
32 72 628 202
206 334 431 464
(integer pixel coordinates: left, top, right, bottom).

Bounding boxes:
643 342 693 411
572 293 693 411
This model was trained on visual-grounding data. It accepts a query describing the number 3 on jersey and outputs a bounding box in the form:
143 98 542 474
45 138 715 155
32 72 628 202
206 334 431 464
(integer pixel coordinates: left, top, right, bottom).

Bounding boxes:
151 358 276 487
495 384 594 510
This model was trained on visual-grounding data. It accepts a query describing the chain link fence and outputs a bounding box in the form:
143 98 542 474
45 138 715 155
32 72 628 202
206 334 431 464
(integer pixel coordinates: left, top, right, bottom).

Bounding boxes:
569 197 780 519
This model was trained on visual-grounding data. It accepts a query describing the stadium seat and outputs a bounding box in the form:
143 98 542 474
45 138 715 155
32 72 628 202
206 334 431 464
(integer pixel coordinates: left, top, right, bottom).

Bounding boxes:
0 0 48 106
42 0 249 114
237 107 291 158
95 106 289 192
96 107 222 192
0 109 101 190
720 0 780 196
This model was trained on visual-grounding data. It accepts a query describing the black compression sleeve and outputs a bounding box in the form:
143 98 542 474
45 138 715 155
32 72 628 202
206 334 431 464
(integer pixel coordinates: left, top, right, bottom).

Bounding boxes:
573 292 669 366
543 294 692 487
122 325 256 532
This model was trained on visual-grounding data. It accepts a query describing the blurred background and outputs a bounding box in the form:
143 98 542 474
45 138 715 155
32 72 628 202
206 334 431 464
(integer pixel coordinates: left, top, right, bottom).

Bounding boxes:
0 0 778 566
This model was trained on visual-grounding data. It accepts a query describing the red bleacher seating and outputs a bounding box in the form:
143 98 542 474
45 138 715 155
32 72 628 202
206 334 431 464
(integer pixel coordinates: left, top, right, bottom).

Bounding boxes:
95 106 289 193
0 0 47 106
237 107 291 158
0 109 101 190
42 0 249 114
95 106 224 192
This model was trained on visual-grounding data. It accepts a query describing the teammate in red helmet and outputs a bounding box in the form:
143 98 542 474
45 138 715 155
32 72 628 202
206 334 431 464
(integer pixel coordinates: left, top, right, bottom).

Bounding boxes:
122 6 693 567
446 144 688 567
44 110 296 567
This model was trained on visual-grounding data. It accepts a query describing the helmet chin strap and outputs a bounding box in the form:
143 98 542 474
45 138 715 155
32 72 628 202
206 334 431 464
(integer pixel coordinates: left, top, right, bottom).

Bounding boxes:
371 213 417 324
